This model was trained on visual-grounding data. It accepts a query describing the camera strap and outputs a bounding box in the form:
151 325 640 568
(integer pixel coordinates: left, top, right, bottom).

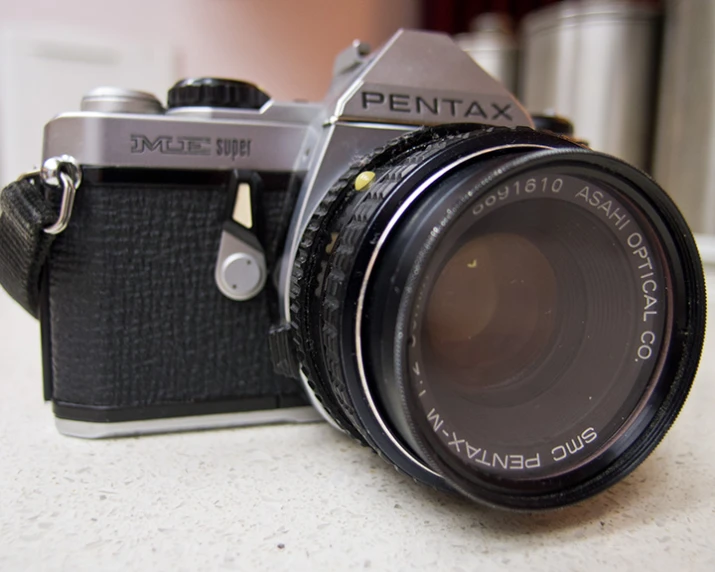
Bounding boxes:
0 176 56 317
0 157 81 317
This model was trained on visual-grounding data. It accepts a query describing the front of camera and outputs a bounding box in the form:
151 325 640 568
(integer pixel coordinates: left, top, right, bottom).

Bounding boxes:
288 125 704 509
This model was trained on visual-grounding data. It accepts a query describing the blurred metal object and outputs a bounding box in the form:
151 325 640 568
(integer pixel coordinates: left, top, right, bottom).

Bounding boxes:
520 0 660 169
696 234 715 266
531 113 575 137
653 0 715 236
81 87 165 114
332 40 371 76
455 13 518 92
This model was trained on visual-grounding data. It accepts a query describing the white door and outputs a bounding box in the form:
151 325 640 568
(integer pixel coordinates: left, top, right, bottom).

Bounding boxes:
0 23 176 186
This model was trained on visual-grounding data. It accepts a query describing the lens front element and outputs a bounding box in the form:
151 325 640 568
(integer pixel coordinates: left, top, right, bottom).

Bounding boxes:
425 231 558 393
409 172 668 484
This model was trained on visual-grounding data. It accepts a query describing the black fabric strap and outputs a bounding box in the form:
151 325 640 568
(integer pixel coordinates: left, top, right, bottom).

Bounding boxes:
0 176 57 317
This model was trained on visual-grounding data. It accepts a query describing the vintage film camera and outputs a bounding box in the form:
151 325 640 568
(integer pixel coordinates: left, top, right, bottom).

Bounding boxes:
0 30 704 510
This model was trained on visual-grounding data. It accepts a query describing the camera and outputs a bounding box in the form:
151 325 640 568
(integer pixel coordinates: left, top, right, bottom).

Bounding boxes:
1 30 705 510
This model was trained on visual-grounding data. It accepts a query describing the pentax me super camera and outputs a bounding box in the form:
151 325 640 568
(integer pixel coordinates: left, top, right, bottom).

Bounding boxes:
0 30 705 510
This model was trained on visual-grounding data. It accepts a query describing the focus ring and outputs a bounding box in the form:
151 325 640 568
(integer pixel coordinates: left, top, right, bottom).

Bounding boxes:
319 129 487 441
290 124 486 445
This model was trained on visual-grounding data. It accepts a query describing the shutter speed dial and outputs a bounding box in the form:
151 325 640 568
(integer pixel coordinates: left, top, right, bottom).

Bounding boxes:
167 78 270 109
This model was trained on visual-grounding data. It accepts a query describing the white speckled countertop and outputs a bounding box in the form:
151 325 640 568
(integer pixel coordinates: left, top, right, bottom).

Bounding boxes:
1 271 714 571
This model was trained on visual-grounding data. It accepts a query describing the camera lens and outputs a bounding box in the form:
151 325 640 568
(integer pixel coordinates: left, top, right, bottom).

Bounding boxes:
392 171 669 486
423 230 559 395
290 126 705 509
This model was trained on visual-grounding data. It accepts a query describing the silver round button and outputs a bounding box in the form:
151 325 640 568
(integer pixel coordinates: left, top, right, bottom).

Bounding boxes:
81 87 164 114
219 252 265 301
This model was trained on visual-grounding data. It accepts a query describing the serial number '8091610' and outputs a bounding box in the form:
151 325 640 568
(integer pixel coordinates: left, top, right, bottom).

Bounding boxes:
472 176 563 216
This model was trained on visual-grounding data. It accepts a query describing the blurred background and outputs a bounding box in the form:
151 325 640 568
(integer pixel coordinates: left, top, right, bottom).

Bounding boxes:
0 0 712 256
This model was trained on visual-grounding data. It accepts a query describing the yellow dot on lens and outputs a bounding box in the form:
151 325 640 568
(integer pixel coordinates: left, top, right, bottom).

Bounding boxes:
355 171 376 191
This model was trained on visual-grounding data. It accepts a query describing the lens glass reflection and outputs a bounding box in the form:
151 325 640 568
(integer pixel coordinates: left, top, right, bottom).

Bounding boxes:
409 173 668 479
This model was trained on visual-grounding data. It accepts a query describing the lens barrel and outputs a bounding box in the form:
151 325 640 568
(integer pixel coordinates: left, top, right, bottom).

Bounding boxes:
290 125 705 510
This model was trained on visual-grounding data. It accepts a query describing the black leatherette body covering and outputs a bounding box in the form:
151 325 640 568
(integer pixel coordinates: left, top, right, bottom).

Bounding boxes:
43 170 305 414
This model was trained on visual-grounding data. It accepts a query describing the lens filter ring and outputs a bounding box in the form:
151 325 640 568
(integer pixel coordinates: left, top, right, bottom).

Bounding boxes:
366 148 705 509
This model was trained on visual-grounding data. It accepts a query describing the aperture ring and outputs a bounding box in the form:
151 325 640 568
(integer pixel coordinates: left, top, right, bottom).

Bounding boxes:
290 124 487 443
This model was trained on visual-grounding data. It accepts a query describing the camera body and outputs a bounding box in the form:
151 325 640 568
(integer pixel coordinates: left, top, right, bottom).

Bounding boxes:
17 28 706 510
41 30 532 437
